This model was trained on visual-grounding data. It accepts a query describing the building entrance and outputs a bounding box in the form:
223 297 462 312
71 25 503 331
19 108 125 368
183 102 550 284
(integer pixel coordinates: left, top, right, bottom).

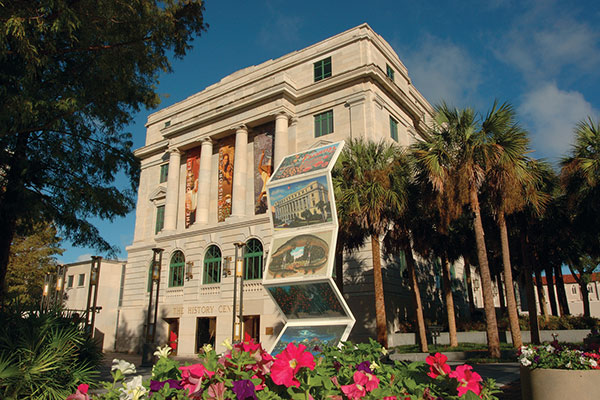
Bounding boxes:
243 315 260 342
164 318 179 355
196 317 216 353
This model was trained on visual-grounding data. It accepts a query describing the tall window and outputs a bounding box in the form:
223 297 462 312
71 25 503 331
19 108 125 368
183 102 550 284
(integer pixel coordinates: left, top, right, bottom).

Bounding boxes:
169 251 185 287
159 164 169 183
78 273 85 286
386 64 395 81
244 239 263 280
67 275 74 288
155 205 165 234
390 116 398 142
314 57 332 82
314 110 334 137
203 245 222 284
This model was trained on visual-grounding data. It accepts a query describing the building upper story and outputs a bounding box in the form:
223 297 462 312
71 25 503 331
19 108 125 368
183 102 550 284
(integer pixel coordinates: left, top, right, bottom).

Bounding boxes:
129 23 434 249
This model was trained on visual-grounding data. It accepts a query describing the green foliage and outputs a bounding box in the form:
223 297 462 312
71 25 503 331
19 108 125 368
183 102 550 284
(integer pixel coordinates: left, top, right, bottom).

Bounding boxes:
0 309 101 400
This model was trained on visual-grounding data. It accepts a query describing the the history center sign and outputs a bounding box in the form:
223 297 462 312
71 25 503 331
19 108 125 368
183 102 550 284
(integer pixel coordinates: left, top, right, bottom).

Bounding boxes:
263 141 355 354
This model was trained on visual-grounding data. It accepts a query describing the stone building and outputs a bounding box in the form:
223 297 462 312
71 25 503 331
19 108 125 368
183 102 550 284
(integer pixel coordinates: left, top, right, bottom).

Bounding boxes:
117 23 434 356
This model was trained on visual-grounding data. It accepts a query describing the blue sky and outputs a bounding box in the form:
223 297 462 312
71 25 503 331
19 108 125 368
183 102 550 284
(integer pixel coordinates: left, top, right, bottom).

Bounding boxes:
59 0 600 263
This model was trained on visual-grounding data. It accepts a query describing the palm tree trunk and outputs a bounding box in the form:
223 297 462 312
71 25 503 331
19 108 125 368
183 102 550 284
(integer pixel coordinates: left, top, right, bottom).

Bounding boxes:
371 234 388 347
441 253 458 347
554 264 570 316
497 212 522 348
469 188 501 358
534 268 550 322
520 230 540 344
401 236 428 353
464 259 476 316
545 265 558 316
569 266 591 318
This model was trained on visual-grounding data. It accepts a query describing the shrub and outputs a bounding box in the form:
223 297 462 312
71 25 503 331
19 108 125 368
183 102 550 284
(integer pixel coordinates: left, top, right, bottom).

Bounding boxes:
0 309 101 400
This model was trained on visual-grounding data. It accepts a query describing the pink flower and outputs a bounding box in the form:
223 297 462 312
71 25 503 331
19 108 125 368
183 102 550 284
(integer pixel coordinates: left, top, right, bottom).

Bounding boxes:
180 363 215 396
271 343 315 388
66 384 90 400
426 353 451 378
449 364 483 397
206 381 226 400
364 372 379 391
341 371 379 399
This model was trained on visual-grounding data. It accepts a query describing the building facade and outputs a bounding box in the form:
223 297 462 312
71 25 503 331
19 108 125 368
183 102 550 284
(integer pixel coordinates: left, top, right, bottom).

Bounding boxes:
117 24 434 356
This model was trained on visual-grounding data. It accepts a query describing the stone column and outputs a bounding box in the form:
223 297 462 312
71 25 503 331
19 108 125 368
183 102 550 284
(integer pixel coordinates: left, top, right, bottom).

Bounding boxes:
196 138 213 224
231 125 248 218
274 112 289 168
164 147 181 231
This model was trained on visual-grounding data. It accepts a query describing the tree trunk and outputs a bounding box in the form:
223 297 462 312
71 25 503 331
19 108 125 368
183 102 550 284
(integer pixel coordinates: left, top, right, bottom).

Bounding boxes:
497 212 522 348
520 231 540 344
441 253 458 347
371 234 388 347
554 264 570 316
545 265 558 316
401 236 428 353
534 268 550 322
464 258 476 316
469 188 501 358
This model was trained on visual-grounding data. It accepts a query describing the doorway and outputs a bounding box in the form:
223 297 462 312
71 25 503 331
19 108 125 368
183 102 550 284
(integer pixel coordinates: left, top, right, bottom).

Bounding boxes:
196 317 216 353
164 318 179 356
243 315 260 342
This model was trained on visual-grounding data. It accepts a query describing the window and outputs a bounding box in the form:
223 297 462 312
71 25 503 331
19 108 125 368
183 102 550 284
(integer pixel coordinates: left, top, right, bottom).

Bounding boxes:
169 251 185 287
155 205 165 234
571 285 577 295
67 275 74 288
159 164 169 183
243 239 263 280
203 245 222 284
390 116 398 142
314 110 334 137
386 64 395 81
314 57 332 82
78 273 85 287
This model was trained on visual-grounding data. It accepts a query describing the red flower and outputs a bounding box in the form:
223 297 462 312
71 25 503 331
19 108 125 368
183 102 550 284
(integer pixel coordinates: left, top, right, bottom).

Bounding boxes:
66 384 90 400
270 343 315 388
449 364 483 397
180 363 215 396
426 353 451 378
341 371 378 399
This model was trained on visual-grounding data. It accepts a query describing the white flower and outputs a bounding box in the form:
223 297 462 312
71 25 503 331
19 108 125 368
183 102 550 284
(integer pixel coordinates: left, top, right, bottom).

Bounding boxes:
520 358 532 367
222 338 233 350
119 375 147 400
566 361 573 369
202 343 213 353
381 347 388 356
370 361 380 370
112 359 136 375
580 356 588 365
545 345 555 353
520 346 534 358
590 359 598 368
153 345 172 359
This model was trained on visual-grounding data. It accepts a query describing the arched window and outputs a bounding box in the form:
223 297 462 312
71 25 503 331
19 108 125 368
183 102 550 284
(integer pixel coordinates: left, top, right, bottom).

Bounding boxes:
203 245 222 284
169 251 185 287
243 239 263 280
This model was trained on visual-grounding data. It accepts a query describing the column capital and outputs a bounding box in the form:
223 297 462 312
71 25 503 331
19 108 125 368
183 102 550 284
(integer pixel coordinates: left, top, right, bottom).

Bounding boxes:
274 111 290 120
167 146 182 155
233 124 248 133
200 137 214 146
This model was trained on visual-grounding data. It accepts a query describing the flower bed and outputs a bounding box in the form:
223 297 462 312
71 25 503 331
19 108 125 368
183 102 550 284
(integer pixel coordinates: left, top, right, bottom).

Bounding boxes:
518 342 600 370
72 335 500 399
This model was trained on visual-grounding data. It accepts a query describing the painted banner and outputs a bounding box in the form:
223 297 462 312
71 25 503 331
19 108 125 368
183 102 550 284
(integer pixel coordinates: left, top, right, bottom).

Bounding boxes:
253 122 274 215
218 137 234 222
270 142 342 182
185 147 201 228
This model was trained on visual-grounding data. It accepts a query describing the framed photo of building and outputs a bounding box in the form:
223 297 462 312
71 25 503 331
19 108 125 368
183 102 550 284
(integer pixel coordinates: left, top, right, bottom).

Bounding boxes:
267 174 336 232
266 280 351 320
270 141 344 183
269 320 354 355
263 229 337 285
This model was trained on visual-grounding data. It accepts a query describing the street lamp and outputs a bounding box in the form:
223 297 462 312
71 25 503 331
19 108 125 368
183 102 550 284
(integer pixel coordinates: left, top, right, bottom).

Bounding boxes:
142 247 164 366
232 241 245 342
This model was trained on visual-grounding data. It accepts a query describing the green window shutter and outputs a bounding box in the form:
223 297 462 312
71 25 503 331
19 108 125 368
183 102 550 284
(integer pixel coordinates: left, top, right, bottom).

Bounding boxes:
314 57 332 82
203 245 222 284
314 110 334 138
243 239 263 280
159 164 169 183
390 116 398 142
169 251 185 287
386 64 395 81
155 205 165 234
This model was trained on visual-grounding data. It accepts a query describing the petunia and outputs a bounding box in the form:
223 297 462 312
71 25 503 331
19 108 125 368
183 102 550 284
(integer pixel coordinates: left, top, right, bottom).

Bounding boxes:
149 379 183 392
66 383 90 400
449 364 482 397
232 379 257 400
153 345 172 359
356 361 372 374
271 342 315 388
425 353 451 378
119 375 147 400
207 381 226 400
112 359 137 375
180 363 215 396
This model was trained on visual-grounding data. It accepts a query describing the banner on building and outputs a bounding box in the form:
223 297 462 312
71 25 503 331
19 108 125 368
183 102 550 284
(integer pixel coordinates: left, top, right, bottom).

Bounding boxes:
218 137 235 222
253 123 274 215
270 142 342 182
185 147 201 228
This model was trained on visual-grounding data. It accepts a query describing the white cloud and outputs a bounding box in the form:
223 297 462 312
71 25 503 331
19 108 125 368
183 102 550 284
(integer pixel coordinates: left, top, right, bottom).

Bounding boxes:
519 82 596 160
399 34 482 108
76 253 93 262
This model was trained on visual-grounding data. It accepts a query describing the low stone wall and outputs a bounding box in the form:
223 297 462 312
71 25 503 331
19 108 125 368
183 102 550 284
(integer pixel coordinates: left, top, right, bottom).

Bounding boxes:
389 329 590 347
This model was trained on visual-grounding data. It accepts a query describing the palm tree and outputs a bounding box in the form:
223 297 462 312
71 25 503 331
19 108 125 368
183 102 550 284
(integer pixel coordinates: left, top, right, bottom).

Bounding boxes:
335 138 406 347
412 103 501 358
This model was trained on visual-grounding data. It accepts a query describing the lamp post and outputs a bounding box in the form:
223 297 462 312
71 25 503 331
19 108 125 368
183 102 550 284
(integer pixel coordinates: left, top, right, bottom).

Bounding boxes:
142 247 164 366
85 256 102 336
41 273 50 311
231 242 245 343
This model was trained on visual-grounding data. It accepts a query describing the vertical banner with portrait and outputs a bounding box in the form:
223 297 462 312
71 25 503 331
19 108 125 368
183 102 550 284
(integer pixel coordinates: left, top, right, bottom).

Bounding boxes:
185 147 201 228
218 137 235 222
253 122 274 215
